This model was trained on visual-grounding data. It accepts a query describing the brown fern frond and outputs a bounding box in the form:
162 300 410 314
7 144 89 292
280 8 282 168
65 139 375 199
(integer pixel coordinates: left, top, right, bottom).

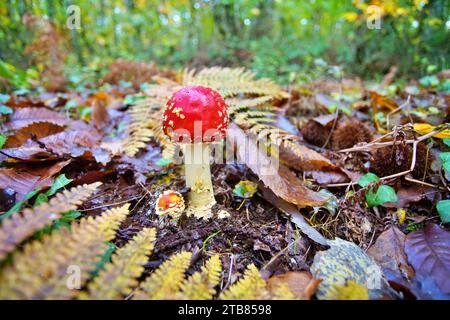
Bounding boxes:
81 227 156 300
0 204 130 300
0 182 102 260
182 67 288 99
178 255 222 300
133 251 192 300
220 264 270 300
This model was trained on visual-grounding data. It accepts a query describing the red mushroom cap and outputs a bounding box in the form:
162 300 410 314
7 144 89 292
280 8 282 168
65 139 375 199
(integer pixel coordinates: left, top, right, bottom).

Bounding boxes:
162 86 228 143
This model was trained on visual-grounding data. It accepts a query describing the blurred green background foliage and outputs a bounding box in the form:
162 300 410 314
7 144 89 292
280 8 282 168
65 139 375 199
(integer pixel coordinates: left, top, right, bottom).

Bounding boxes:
0 0 449 85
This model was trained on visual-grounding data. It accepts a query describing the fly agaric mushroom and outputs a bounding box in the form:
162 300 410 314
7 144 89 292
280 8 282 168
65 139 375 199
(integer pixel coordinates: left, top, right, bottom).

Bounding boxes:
162 86 228 218
155 190 185 219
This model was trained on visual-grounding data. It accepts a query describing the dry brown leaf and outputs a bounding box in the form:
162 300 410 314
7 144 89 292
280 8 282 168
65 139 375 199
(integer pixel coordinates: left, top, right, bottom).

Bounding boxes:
7 107 69 129
367 226 415 280
1 131 104 163
0 160 70 201
267 271 321 300
4 122 65 148
228 124 327 207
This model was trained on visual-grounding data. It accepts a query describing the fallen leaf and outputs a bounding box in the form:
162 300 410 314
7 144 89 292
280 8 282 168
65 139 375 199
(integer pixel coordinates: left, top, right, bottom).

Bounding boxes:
413 123 450 139
367 226 415 279
0 160 70 201
4 122 65 148
405 224 450 294
262 187 328 246
267 271 321 300
7 107 69 129
228 124 328 207
311 238 388 300
383 186 440 208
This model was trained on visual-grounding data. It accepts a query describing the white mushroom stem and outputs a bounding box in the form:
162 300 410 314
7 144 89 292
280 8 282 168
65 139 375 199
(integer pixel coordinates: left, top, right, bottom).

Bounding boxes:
182 143 216 209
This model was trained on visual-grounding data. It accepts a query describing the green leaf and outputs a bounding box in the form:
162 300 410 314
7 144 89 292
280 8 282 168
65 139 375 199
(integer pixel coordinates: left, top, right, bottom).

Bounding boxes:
439 152 450 163
0 187 42 220
437 200 450 223
155 158 173 167
0 105 13 115
443 161 450 175
33 193 48 206
358 173 379 188
91 242 116 277
46 174 72 196
443 138 450 147
366 185 398 207
0 134 6 149
233 180 258 198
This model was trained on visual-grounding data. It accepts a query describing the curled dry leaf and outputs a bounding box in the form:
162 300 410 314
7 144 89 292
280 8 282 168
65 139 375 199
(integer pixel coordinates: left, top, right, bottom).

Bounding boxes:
367 226 415 280
0 160 70 201
228 124 328 208
7 107 69 129
405 224 450 294
4 122 65 148
1 131 109 164
267 271 321 300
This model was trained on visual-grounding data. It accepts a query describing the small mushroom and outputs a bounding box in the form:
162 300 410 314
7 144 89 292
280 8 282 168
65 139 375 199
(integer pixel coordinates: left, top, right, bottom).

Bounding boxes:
162 86 229 218
155 190 185 219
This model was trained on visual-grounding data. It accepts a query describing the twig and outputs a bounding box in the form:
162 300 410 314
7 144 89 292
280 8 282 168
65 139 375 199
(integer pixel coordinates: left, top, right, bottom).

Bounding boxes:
338 125 448 153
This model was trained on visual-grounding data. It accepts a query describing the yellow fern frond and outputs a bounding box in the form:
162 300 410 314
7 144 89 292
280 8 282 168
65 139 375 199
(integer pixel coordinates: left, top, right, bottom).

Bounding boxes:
178 255 222 300
0 204 130 300
134 251 192 300
81 227 156 300
220 264 270 300
269 283 297 300
0 182 102 260
124 97 176 159
225 96 274 109
182 67 288 99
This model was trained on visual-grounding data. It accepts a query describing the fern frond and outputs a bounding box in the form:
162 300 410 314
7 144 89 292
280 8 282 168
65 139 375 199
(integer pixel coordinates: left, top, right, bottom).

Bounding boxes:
0 182 102 260
124 97 176 158
134 251 192 300
182 67 288 99
81 227 156 300
225 96 274 109
0 204 130 300
178 255 222 300
220 264 270 300
269 283 297 300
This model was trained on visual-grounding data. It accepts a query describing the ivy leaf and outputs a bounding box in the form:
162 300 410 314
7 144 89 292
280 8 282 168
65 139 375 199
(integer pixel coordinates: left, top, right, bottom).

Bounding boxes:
366 185 398 207
358 173 379 188
437 200 450 224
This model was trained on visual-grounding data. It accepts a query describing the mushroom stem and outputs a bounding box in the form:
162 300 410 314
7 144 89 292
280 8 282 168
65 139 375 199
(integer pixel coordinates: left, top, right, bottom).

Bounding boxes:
183 143 216 209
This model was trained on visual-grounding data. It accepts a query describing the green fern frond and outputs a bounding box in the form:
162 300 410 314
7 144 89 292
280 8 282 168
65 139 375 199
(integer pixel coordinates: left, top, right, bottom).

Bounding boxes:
0 182 102 261
220 264 270 300
134 251 192 300
0 204 130 300
178 255 222 300
182 67 288 98
81 227 156 300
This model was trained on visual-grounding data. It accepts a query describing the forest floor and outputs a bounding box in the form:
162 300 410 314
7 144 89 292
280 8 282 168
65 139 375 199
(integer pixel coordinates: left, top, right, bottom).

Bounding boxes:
0 63 449 300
